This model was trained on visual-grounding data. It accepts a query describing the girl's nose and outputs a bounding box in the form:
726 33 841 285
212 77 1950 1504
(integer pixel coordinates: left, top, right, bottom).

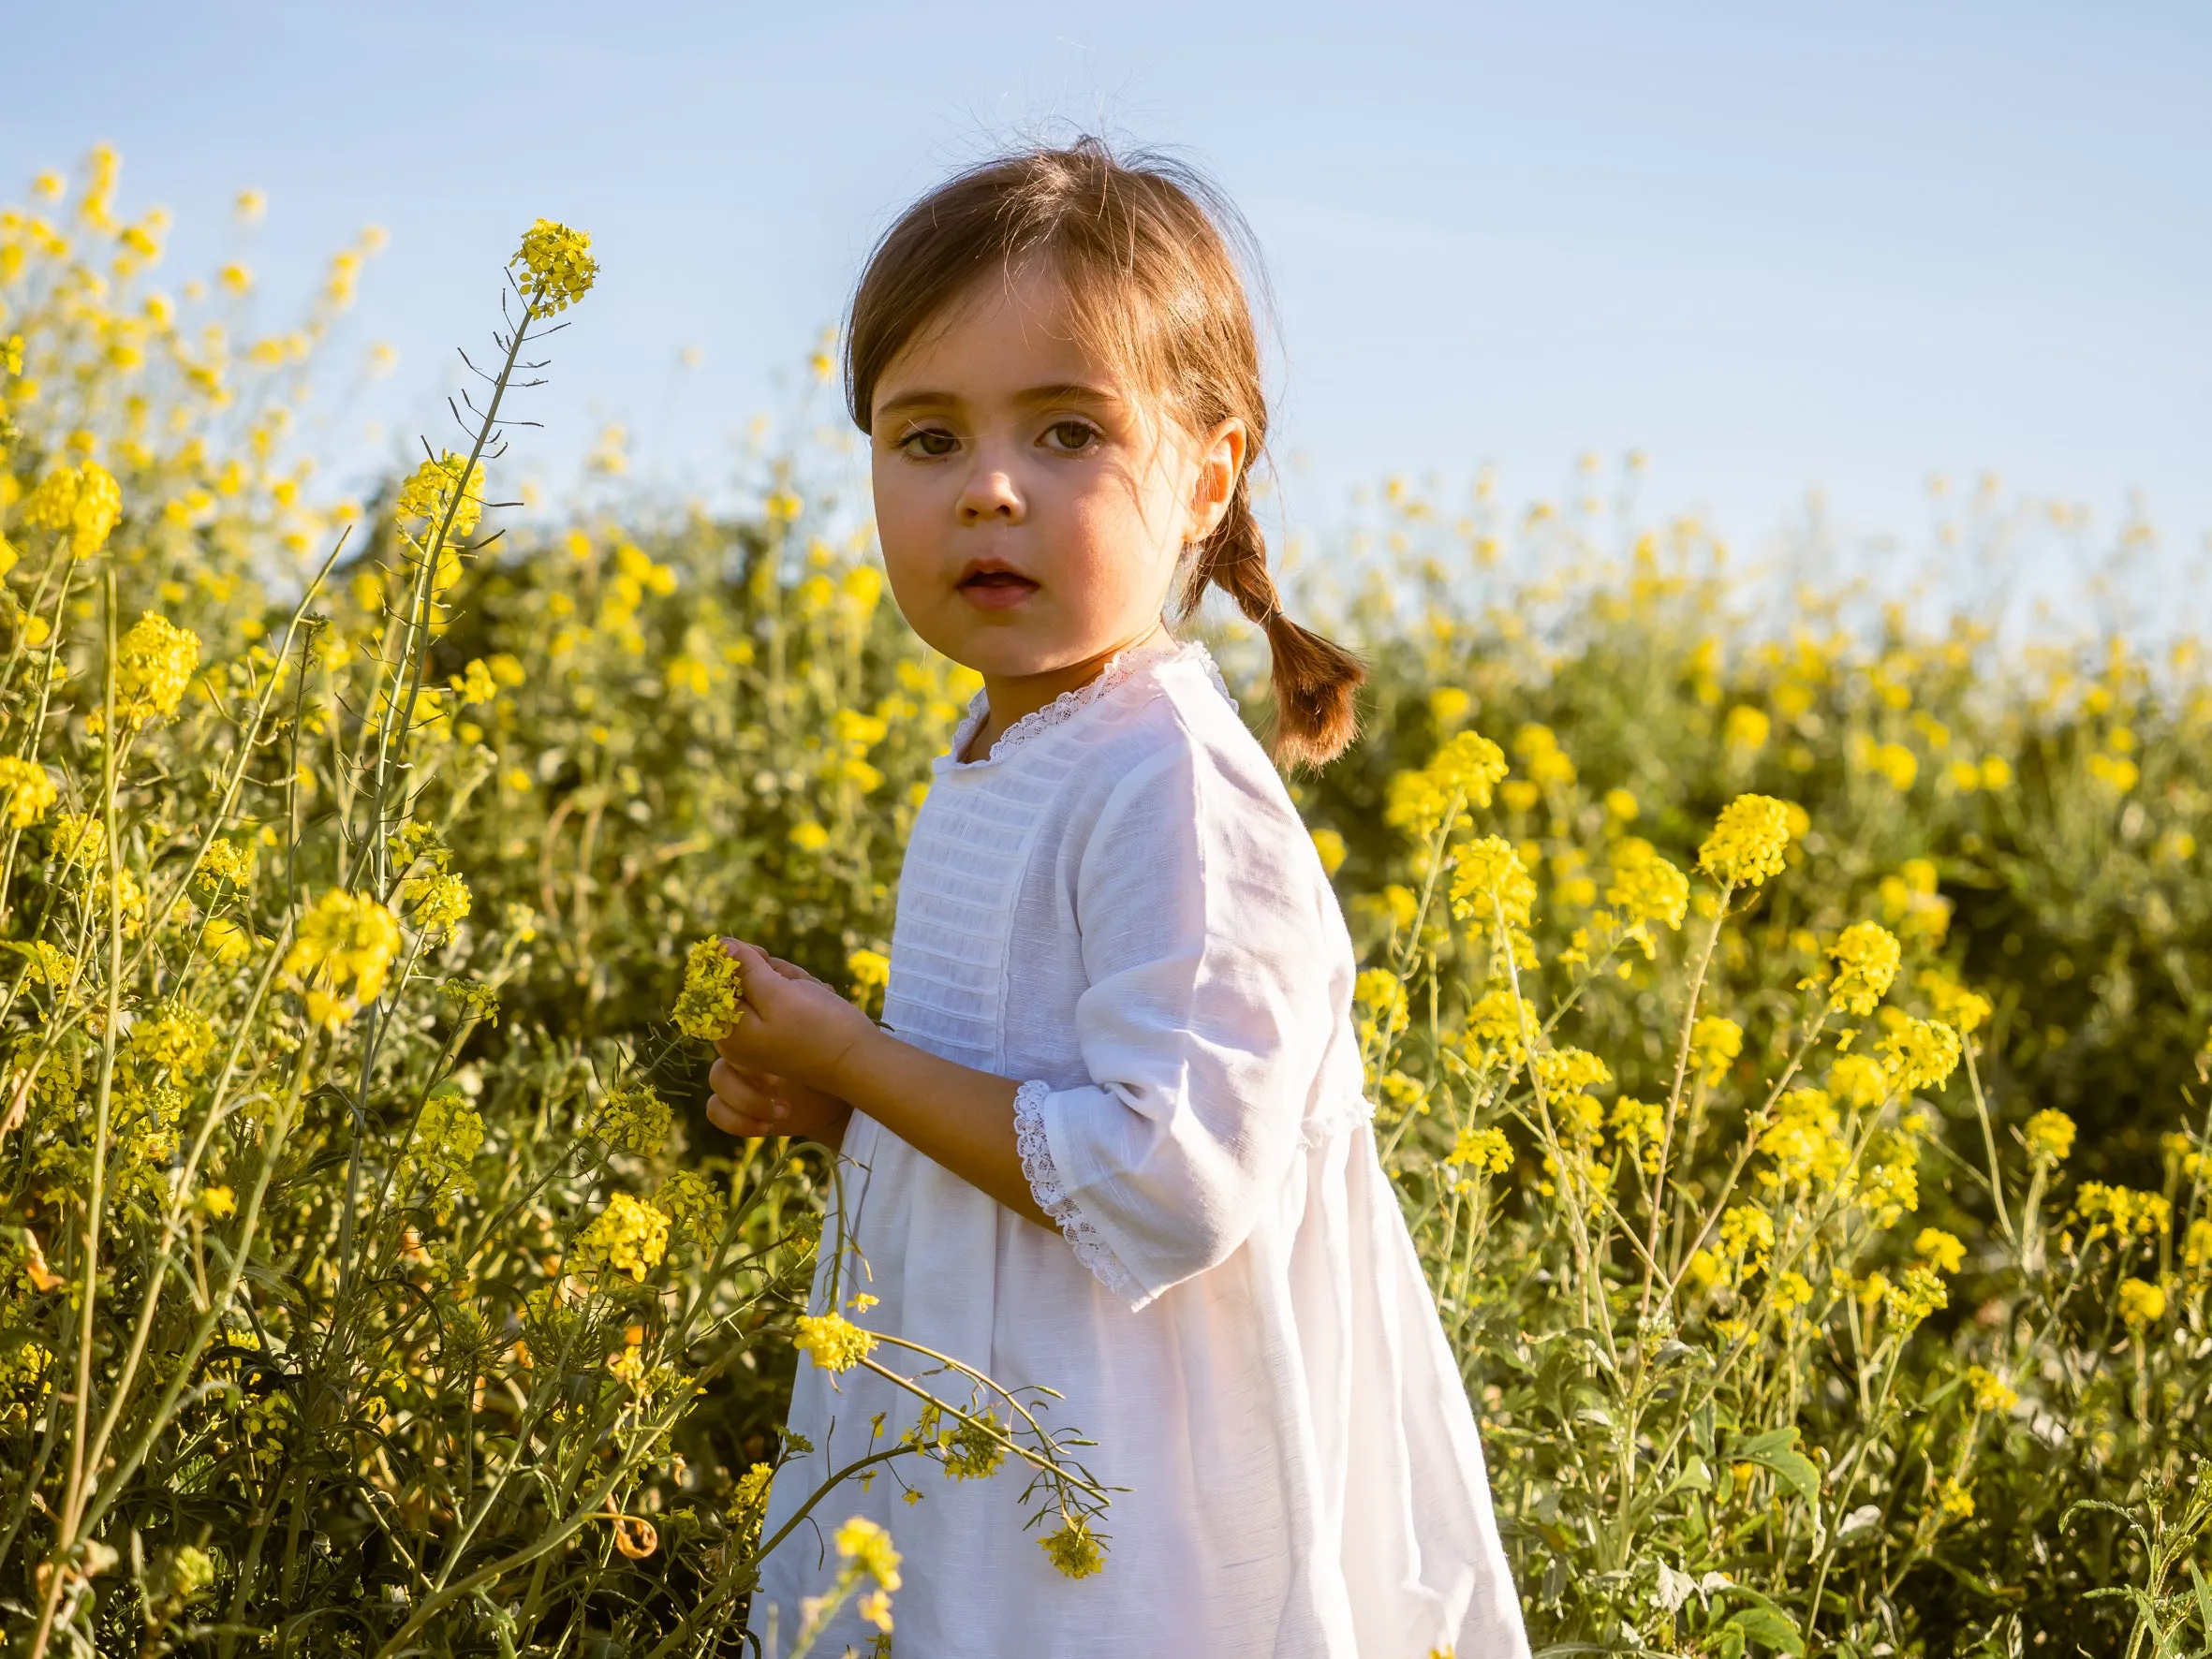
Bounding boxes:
956 462 1024 524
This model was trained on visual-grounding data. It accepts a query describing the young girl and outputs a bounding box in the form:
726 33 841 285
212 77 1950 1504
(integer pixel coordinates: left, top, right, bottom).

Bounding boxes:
706 139 1528 1658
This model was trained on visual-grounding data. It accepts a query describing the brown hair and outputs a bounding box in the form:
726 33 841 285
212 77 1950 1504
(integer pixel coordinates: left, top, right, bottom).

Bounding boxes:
843 137 1365 769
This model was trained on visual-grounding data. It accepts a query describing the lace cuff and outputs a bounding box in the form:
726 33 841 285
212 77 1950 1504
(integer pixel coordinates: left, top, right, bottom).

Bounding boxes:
1011 1079 1144 1305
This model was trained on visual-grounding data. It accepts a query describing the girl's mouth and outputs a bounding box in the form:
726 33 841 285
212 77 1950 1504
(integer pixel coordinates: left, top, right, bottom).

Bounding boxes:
956 565 1040 610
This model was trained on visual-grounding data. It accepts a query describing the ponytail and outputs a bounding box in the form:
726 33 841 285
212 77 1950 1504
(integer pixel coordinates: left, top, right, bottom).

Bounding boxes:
1179 477 1365 770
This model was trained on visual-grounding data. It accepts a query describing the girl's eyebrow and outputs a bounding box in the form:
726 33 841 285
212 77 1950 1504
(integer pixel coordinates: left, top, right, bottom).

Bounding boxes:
875 382 1121 422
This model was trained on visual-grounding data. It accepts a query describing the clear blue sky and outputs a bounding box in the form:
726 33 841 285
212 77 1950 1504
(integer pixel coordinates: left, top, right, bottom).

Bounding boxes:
8 1 2208 560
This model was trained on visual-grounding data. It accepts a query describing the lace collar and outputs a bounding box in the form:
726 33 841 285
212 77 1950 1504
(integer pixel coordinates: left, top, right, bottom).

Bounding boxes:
940 636 1234 771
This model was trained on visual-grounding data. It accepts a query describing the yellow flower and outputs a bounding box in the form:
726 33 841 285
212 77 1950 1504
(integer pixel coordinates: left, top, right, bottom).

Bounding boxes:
1697 794 1796 888
0 757 57 828
510 219 598 315
394 451 486 542
596 1082 671 1157
1827 922 1901 1016
1447 1125 1513 1175
1872 741 1918 791
848 947 892 999
1039 1515 1105 1579
655 1167 728 1253
111 611 202 727
1879 1018 1962 1093
1965 1365 2017 1414
789 820 830 853
1917 969 1991 1035
1937 1477 1974 1520
1772 1270 1813 1314
794 1311 877 1373
671 937 745 1041
834 1514 904 1616
402 870 472 937
1828 1052 1888 1109
2117 1277 2166 1329
2184 1218 2212 1278
403 1092 486 1207
1718 1204 1775 1274
1355 968 1411 1043
283 889 401 1026
578 1192 669 1282
19 461 122 556
1428 729 1509 807
1605 838 1688 937
2024 1108 2075 1167
1915 1227 1966 1274
1891 1264 1947 1327
200 915 251 965
1309 827 1348 877
194 837 256 894
1690 1016 1742 1088
1758 1087 1848 1189
1723 705 1770 753
1448 835 1535 931
127 1000 217 1078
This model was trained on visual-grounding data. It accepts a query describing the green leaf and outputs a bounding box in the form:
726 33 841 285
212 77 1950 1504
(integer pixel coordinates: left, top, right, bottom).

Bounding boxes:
1728 1428 1821 1508
1721 1607 1806 1656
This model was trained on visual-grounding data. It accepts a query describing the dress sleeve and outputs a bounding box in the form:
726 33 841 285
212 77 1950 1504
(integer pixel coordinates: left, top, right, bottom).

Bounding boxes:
1011 736 1340 1310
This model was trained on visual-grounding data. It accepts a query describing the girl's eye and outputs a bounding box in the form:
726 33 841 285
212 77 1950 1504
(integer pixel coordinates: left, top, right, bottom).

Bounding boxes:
896 428 958 459
1042 419 1099 453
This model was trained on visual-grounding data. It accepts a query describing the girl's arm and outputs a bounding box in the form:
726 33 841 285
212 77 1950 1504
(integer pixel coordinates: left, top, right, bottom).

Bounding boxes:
703 941 1054 1229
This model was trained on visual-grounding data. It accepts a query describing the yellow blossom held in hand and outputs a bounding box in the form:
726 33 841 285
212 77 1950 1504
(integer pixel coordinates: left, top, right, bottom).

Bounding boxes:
795 1311 877 1373
510 219 598 315
0 757 57 829
1827 921 1901 1016
671 937 745 1041
1697 794 1797 888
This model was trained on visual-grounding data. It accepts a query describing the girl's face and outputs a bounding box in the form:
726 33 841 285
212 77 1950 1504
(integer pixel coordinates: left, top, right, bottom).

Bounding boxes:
868 261 1246 680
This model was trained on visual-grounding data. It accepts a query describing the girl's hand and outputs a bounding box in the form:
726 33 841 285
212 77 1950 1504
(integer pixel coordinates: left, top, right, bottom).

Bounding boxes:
704 1056 852 1147
710 939 879 1100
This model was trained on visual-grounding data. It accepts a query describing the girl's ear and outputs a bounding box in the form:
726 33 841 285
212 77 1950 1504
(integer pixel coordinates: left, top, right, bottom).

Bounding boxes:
1188 417 1249 543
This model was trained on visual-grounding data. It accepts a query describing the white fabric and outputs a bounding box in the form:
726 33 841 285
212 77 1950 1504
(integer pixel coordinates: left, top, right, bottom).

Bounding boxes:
754 637 1528 1659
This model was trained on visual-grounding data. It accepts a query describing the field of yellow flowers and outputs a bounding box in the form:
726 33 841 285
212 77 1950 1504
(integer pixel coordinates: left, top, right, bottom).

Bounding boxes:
2 151 2209 1657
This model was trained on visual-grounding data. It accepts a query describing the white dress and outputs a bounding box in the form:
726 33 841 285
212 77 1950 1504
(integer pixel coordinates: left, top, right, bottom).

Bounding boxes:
754 637 1527 1659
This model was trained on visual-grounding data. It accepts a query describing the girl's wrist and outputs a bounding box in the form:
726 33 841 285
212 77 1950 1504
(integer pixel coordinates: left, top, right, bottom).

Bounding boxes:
826 1020 887 1105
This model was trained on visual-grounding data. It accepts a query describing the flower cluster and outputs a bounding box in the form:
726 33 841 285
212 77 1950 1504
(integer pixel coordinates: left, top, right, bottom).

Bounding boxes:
671 936 745 1041
510 218 599 315
283 888 401 1028
1697 793 1796 888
